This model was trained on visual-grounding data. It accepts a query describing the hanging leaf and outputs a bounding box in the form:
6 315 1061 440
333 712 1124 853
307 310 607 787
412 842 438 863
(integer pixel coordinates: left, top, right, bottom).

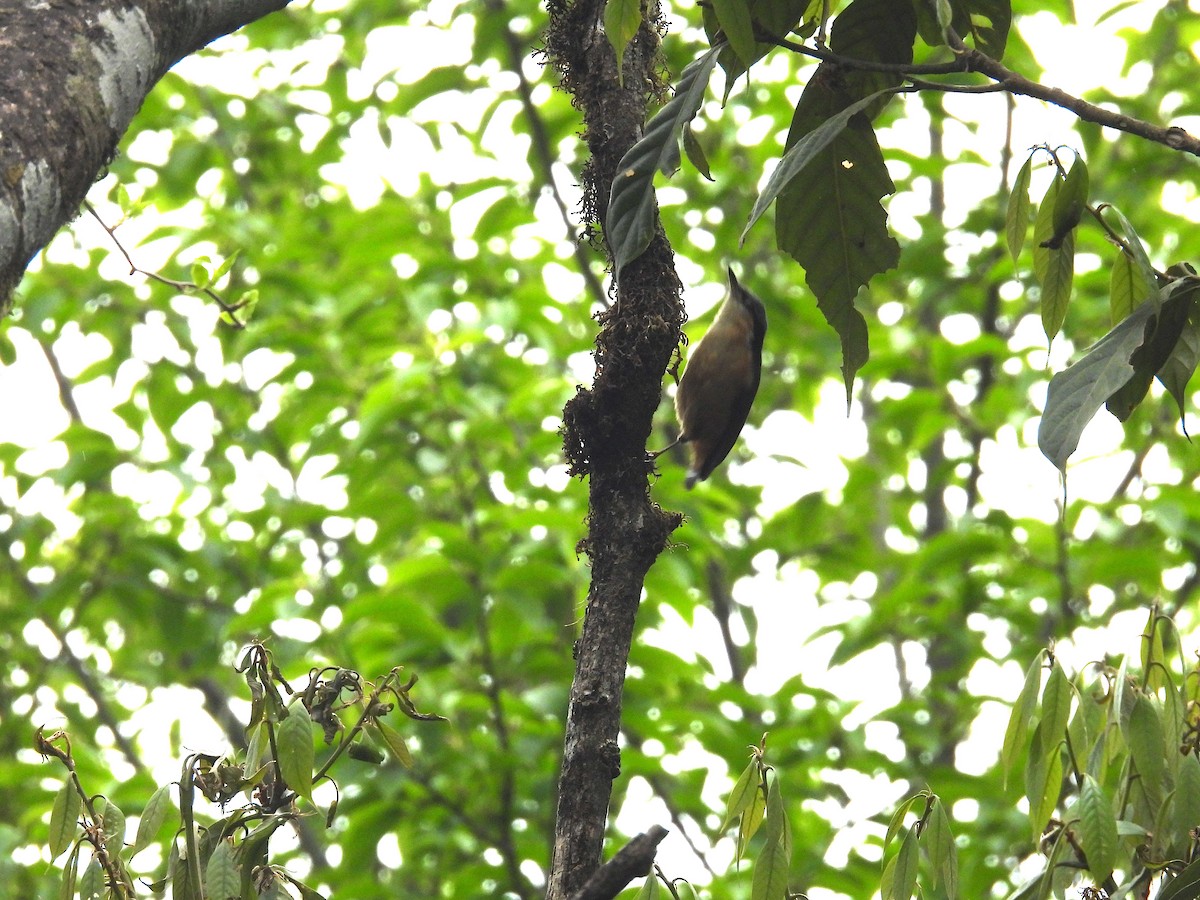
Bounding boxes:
712 0 756 67
277 702 316 802
742 86 904 242
1044 155 1088 250
608 47 721 273
1006 155 1033 261
204 840 241 900
1106 283 1194 420
1002 653 1044 785
48 781 81 859
604 0 642 86
133 784 174 854
1033 178 1075 342
1038 299 1155 470
1076 775 1117 883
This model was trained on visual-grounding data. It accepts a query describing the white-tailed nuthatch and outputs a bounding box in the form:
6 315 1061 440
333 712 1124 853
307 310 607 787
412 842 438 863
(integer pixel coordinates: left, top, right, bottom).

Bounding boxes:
662 267 767 488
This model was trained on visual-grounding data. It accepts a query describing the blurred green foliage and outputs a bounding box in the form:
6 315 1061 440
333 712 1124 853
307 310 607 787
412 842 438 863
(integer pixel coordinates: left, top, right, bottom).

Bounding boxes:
3 0 1200 898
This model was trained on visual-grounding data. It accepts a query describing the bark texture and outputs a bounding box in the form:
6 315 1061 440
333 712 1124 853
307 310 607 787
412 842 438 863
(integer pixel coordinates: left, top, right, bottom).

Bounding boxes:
0 0 291 309
545 0 685 896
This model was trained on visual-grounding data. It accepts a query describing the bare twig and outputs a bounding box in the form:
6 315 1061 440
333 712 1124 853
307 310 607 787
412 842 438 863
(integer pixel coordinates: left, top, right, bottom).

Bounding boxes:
83 201 248 327
766 34 1200 157
36 337 82 424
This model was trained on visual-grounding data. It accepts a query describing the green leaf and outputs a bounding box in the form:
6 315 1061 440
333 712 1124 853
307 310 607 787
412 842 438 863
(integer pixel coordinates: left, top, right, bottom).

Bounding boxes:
1002 653 1045 786
369 720 414 769
1033 178 1075 342
49 781 81 859
277 702 316 802
720 759 760 835
742 86 904 243
1104 205 1159 301
1110 249 1146 324
775 102 898 403
737 780 767 862
1158 855 1200 900
190 257 211 290
608 47 720 273
1038 298 1155 469
965 0 1012 57
1007 156 1033 261
1155 278 1200 429
889 828 919 900
603 0 641 85
204 840 240 900
1128 695 1166 809
883 793 921 854
634 871 661 899
712 0 756 67
58 844 80 900
211 250 240 284
1076 775 1117 883
1026 740 1063 841
1037 662 1073 757
682 124 713 181
97 797 126 855
1046 155 1088 250
924 799 959 899
1106 282 1194 420
133 784 174 854
78 856 104 900
751 776 791 900
1171 755 1200 858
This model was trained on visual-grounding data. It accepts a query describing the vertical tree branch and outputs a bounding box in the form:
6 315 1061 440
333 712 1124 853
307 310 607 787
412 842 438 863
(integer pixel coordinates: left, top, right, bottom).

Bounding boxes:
543 0 684 895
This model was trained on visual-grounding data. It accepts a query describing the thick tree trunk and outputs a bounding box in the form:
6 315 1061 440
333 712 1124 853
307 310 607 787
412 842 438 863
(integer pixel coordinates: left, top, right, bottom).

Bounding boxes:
0 0 291 309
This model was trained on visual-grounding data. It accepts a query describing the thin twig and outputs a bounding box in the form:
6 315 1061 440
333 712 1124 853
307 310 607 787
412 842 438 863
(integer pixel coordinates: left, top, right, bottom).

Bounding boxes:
491 2 610 309
36 337 82 424
767 33 1200 157
83 201 248 327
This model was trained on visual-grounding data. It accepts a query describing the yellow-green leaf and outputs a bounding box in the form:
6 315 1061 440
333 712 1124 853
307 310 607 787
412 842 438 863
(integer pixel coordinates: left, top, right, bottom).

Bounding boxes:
370 720 414 769
603 0 642 86
720 760 759 834
1076 774 1116 883
133 784 173 854
1007 155 1033 260
1002 653 1044 786
712 0 756 67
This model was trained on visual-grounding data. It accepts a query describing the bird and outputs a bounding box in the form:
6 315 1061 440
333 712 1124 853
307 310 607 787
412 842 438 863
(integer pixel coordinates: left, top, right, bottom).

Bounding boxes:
658 267 767 488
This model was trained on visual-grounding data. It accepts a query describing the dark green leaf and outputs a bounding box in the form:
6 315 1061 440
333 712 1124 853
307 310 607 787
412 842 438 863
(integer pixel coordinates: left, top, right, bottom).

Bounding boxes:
608 47 721 273
1033 178 1075 342
1038 299 1155 469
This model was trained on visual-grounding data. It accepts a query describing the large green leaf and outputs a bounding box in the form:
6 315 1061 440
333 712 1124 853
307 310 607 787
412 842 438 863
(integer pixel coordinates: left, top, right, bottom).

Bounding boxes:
607 47 721 273
1038 299 1155 469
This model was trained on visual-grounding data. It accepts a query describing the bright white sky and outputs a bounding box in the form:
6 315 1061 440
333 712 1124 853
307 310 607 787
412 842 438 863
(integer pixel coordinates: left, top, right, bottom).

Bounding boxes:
5 0 1200 892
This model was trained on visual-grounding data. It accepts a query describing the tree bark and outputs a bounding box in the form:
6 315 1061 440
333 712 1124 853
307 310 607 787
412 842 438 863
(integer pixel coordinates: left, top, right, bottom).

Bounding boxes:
0 0 291 309
545 0 684 896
